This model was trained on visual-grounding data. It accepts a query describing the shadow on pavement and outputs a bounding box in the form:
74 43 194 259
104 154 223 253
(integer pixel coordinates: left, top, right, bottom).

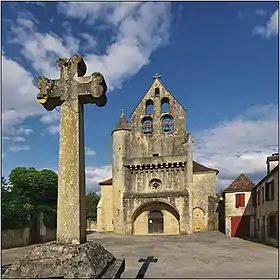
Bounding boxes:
136 256 158 279
237 237 278 248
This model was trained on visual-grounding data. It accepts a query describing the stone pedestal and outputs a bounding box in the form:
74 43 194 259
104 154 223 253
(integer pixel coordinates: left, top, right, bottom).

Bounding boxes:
3 241 125 279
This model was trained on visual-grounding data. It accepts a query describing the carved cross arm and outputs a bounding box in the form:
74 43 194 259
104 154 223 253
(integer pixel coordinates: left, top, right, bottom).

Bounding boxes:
75 72 108 107
36 77 62 111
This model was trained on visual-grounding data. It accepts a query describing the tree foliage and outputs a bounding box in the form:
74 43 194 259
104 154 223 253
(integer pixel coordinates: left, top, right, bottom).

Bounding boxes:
86 192 100 221
2 176 29 230
2 167 100 229
2 167 58 230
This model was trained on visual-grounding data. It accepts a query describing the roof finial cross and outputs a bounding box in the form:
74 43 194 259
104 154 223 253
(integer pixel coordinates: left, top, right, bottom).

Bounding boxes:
153 73 161 80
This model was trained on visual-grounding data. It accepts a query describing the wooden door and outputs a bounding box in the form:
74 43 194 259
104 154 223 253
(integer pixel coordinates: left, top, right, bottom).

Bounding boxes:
231 216 250 237
148 211 163 233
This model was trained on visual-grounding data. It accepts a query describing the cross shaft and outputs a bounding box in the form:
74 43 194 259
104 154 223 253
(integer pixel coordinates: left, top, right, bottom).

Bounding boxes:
36 54 107 245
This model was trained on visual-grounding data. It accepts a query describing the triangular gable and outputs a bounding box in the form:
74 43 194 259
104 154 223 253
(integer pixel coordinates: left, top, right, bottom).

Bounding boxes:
130 76 186 118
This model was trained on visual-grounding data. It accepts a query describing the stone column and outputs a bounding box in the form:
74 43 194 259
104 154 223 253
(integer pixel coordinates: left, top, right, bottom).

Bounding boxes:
57 100 86 244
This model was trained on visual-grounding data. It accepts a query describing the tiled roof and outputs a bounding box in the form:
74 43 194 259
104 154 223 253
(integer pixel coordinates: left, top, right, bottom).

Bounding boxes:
112 114 131 133
224 174 255 193
99 178 113 186
98 161 219 185
193 161 219 174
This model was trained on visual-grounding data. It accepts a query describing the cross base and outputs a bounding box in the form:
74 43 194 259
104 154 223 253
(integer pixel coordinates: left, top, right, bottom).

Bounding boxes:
3 241 125 279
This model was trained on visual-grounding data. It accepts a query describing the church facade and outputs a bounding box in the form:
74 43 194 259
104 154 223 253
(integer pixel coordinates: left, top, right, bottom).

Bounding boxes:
97 74 219 235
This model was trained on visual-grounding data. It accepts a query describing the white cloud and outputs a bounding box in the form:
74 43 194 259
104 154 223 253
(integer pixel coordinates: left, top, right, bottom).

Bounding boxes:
256 9 266 16
14 127 33 135
85 165 112 193
3 3 172 135
46 124 60 135
40 110 60 124
56 2 171 90
12 136 26 142
81 33 97 50
194 104 278 188
9 145 30 152
253 9 279 38
8 11 72 79
2 55 43 135
85 147 96 156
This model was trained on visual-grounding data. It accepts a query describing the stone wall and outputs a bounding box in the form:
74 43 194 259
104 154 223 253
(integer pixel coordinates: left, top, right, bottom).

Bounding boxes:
255 169 278 245
192 172 217 231
225 191 254 217
1 226 56 249
224 191 254 236
129 78 187 158
99 185 114 232
1 228 30 249
87 220 97 231
2 213 57 249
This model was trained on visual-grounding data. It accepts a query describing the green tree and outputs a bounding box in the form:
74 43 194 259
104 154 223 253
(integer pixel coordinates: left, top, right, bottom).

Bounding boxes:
1 176 29 230
86 192 100 221
6 167 58 229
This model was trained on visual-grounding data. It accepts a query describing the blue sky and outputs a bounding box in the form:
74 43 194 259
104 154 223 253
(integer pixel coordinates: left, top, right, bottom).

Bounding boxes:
2 2 279 193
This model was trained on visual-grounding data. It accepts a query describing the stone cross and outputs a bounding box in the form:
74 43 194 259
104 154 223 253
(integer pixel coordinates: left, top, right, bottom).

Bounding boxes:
153 73 161 80
136 256 158 279
36 54 107 244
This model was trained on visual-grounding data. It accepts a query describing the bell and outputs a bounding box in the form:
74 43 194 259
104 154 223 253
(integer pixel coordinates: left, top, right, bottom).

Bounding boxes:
163 121 171 132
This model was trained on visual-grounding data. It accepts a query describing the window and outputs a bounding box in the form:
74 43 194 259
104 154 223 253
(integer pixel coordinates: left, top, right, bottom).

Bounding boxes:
161 115 173 133
270 180 275 201
257 190 260 205
256 219 259 231
153 153 159 157
161 97 170 113
155 87 160 97
268 214 276 239
252 190 256 206
235 193 245 208
262 187 264 204
265 182 270 201
142 117 153 134
146 99 154 114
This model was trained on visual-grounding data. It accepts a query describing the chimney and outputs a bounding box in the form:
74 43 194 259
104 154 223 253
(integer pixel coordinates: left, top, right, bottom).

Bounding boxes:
266 153 279 174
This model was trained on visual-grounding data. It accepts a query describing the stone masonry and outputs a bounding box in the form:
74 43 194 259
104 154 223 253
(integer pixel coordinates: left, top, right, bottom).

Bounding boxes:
97 74 219 235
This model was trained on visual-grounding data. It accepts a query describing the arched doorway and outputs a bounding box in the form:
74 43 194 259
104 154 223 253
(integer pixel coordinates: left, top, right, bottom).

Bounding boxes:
193 207 206 232
148 210 164 233
131 201 180 235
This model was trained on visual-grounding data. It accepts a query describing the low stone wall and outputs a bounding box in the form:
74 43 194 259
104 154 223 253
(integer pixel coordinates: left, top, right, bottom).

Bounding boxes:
41 227 56 243
87 220 97 231
2 228 30 249
2 227 56 249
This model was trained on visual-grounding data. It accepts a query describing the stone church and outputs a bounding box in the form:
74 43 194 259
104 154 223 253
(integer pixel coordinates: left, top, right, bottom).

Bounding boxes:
97 74 219 235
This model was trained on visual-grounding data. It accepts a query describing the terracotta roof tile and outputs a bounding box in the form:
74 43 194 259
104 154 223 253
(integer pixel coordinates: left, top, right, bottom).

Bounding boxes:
193 161 219 174
98 161 219 185
224 174 255 193
99 178 112 185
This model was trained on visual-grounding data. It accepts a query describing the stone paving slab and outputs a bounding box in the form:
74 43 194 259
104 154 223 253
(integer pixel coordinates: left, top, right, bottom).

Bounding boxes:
2 231 278 278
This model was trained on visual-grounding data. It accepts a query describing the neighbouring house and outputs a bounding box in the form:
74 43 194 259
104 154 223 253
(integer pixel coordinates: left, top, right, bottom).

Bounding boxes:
96 74 219 235
253 153 279 247
222 174 255 237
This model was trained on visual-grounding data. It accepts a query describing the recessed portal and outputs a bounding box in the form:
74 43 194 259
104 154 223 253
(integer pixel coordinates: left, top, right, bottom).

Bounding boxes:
148 210 163 233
